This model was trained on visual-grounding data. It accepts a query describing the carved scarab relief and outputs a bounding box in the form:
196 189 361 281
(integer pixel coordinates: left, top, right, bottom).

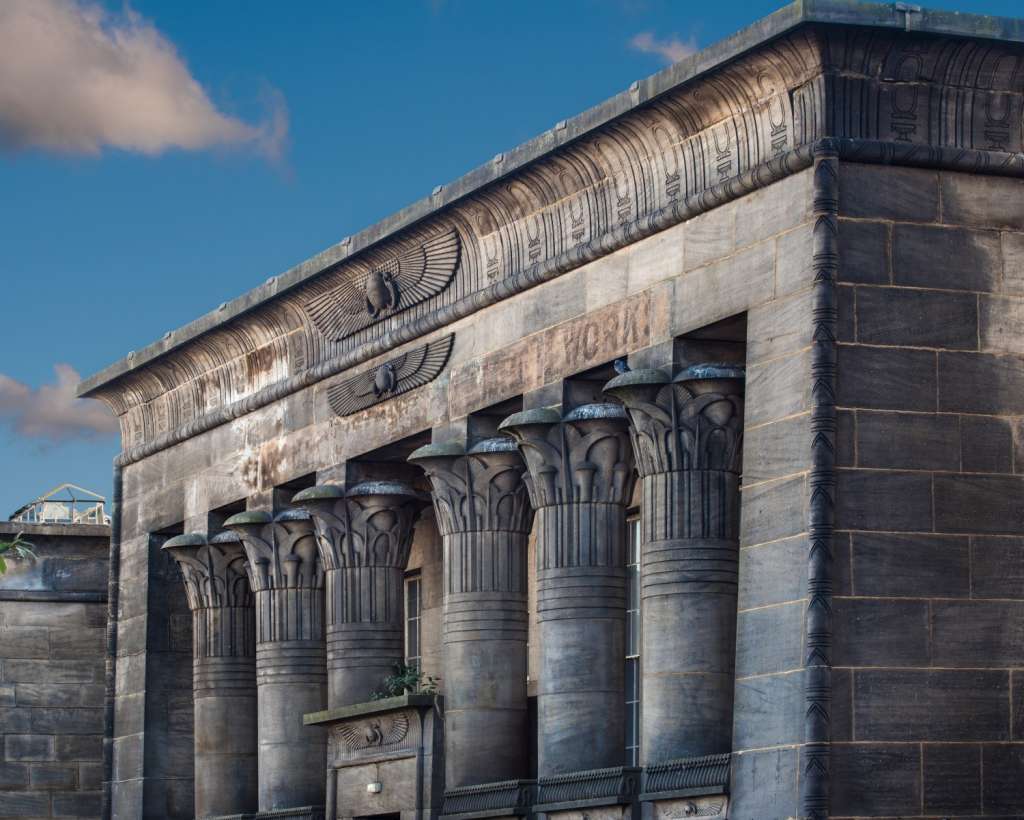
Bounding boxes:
327 334 454 416
373 362 397 397
660 797 727 818
334 711 411 751
305 228 460 341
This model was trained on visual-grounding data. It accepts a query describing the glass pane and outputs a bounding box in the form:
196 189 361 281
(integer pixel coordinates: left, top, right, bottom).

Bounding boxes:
407 578 420 616
625 657 638 700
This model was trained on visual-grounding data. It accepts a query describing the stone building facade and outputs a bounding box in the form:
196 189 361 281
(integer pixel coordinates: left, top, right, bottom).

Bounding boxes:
77 2 1024 818
0 521 111 819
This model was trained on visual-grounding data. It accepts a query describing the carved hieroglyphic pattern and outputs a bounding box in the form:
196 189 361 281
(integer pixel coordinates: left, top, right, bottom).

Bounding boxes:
91 26 1024 452
326 334 453 417
802 143 839 820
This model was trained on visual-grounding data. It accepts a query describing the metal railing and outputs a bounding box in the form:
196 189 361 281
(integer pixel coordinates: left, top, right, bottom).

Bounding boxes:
9 483 110 525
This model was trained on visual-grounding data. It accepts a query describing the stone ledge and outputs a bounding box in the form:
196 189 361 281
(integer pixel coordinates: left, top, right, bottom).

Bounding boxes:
303 693 441 726
441 779 536 819
0 521 110 538
0 589 106 603
211 807 324 820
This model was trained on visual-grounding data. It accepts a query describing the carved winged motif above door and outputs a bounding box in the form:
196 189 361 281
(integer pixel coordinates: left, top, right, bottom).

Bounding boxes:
304 229 460 341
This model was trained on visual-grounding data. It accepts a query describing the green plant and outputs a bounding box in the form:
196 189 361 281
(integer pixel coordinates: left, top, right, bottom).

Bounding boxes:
370 663 440 700
0 532 36 574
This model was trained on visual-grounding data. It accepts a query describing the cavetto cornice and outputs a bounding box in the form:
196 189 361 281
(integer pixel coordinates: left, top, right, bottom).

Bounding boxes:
78 1 1024 465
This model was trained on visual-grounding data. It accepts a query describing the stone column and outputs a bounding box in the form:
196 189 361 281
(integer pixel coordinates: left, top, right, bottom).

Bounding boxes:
162 532 258 819
499 404 636 776
225 509 327 813
409 438 534 788
605 364 745 763
292 481 426 708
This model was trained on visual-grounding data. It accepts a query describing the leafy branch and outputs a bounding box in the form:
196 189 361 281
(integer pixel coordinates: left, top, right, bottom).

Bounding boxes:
370 663 440 700
0 532 37 574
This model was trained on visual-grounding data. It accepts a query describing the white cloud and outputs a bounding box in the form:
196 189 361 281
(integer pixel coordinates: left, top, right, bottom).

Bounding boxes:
629 31 699 64
0 364 118 442
0 0 287 159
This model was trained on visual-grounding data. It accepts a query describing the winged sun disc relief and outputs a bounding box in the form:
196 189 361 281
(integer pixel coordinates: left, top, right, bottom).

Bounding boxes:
305 229 461 341
327 335 455 417
335 711 411 752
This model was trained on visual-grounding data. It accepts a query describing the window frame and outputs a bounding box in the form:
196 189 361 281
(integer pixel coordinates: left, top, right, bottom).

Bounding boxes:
404 571 422 670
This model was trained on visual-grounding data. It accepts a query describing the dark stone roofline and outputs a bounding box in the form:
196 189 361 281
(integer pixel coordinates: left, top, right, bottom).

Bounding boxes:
77 0 1024 398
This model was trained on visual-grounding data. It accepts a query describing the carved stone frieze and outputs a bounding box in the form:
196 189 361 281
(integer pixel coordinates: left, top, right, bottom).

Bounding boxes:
88 22 1024 463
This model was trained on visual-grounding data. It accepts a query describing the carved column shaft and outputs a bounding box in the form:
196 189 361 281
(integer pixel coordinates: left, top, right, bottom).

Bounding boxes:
500 405 636 777
411 438 533 789
294 481 425 709
226 510 326 813
607 365 744 764
163 534 258 819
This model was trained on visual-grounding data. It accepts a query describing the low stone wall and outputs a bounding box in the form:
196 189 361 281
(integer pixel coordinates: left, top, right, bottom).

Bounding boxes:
0 521 109 819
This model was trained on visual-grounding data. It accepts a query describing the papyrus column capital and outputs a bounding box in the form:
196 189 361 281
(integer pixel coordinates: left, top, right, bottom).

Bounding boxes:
409 437 533 537
604 363 745 478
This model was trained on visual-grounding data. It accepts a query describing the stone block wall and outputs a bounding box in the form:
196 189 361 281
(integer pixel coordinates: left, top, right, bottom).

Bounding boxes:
110 533 193 819
0 522 109 820
831 164 1024 818
727 173 815 819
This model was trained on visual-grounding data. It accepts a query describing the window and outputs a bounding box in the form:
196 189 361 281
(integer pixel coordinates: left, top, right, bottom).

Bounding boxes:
404 574 422 670
625 515 641 766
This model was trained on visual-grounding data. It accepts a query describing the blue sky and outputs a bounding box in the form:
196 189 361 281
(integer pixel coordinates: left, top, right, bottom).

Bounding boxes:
0 0 1020 517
